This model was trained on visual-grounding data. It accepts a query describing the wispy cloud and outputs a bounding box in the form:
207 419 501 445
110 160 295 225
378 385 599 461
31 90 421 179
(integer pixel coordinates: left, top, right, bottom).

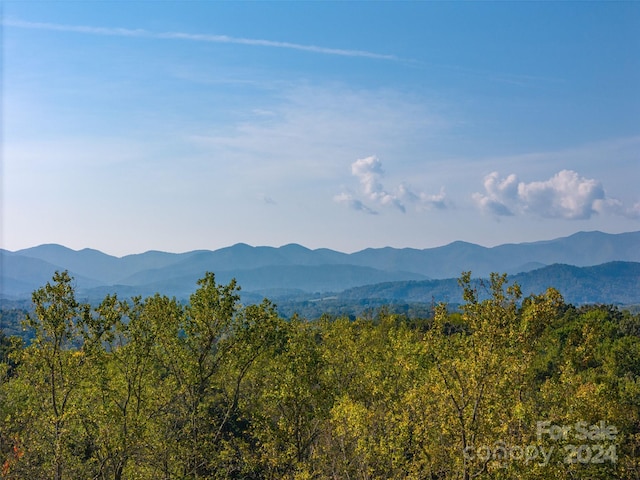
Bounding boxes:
5 18 400 61
333 192 378 215
473 170 639 220
188 85 444 186
336 156 448 214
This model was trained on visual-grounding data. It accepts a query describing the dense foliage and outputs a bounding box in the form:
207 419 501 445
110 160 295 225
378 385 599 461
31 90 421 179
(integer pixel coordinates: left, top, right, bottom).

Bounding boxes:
1 271 639 479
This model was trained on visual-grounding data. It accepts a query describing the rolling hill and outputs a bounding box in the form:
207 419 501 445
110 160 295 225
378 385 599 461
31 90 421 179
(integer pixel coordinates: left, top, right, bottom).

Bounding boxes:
332 261 640 306
1 231 638 306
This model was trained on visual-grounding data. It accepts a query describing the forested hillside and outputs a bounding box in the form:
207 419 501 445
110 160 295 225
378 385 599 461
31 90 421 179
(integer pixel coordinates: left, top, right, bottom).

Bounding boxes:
1 271 639 479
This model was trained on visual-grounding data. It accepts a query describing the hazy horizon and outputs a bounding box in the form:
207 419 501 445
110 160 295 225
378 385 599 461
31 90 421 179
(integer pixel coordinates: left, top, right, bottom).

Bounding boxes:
4 228 638 258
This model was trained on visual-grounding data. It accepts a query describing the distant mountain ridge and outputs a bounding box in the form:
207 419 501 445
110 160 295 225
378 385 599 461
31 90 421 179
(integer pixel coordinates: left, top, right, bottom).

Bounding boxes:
1 231 639 304
334 261 640 306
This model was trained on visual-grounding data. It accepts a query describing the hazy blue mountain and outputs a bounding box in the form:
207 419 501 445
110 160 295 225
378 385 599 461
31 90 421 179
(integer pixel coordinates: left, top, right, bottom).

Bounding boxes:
13 244 189 284
113 245 352 287
332 262 640 307
348 242 488 278
2 231 638 302
13 244 121 283
76 265 427 302
0 250 103 297
347 231 640 277
513 261 640 305
225 264 426 294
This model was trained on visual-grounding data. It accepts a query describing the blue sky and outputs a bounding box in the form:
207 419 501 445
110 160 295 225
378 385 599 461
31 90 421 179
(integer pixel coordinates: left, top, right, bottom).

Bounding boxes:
3 1 639 256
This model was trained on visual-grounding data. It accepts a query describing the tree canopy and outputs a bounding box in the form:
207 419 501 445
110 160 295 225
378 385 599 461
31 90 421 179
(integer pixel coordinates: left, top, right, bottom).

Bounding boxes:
1 271 638 479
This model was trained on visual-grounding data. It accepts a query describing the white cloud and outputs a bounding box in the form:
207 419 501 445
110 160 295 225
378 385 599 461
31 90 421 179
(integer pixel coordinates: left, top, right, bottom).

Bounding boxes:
338 156 448 214
473 169 638 220
351 156 406 212
471 172 518 216
627 203 640 220
594 198 640 220
517 170 603 219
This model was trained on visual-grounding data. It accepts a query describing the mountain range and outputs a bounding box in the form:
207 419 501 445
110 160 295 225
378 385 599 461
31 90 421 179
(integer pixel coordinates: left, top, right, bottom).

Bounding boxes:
1 231 639 308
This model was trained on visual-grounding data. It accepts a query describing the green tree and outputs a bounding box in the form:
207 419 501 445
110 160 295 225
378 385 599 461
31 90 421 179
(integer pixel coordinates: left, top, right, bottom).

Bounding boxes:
419 272 535 479
245 316 329 478
3 271 89 479
78 294 166 479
